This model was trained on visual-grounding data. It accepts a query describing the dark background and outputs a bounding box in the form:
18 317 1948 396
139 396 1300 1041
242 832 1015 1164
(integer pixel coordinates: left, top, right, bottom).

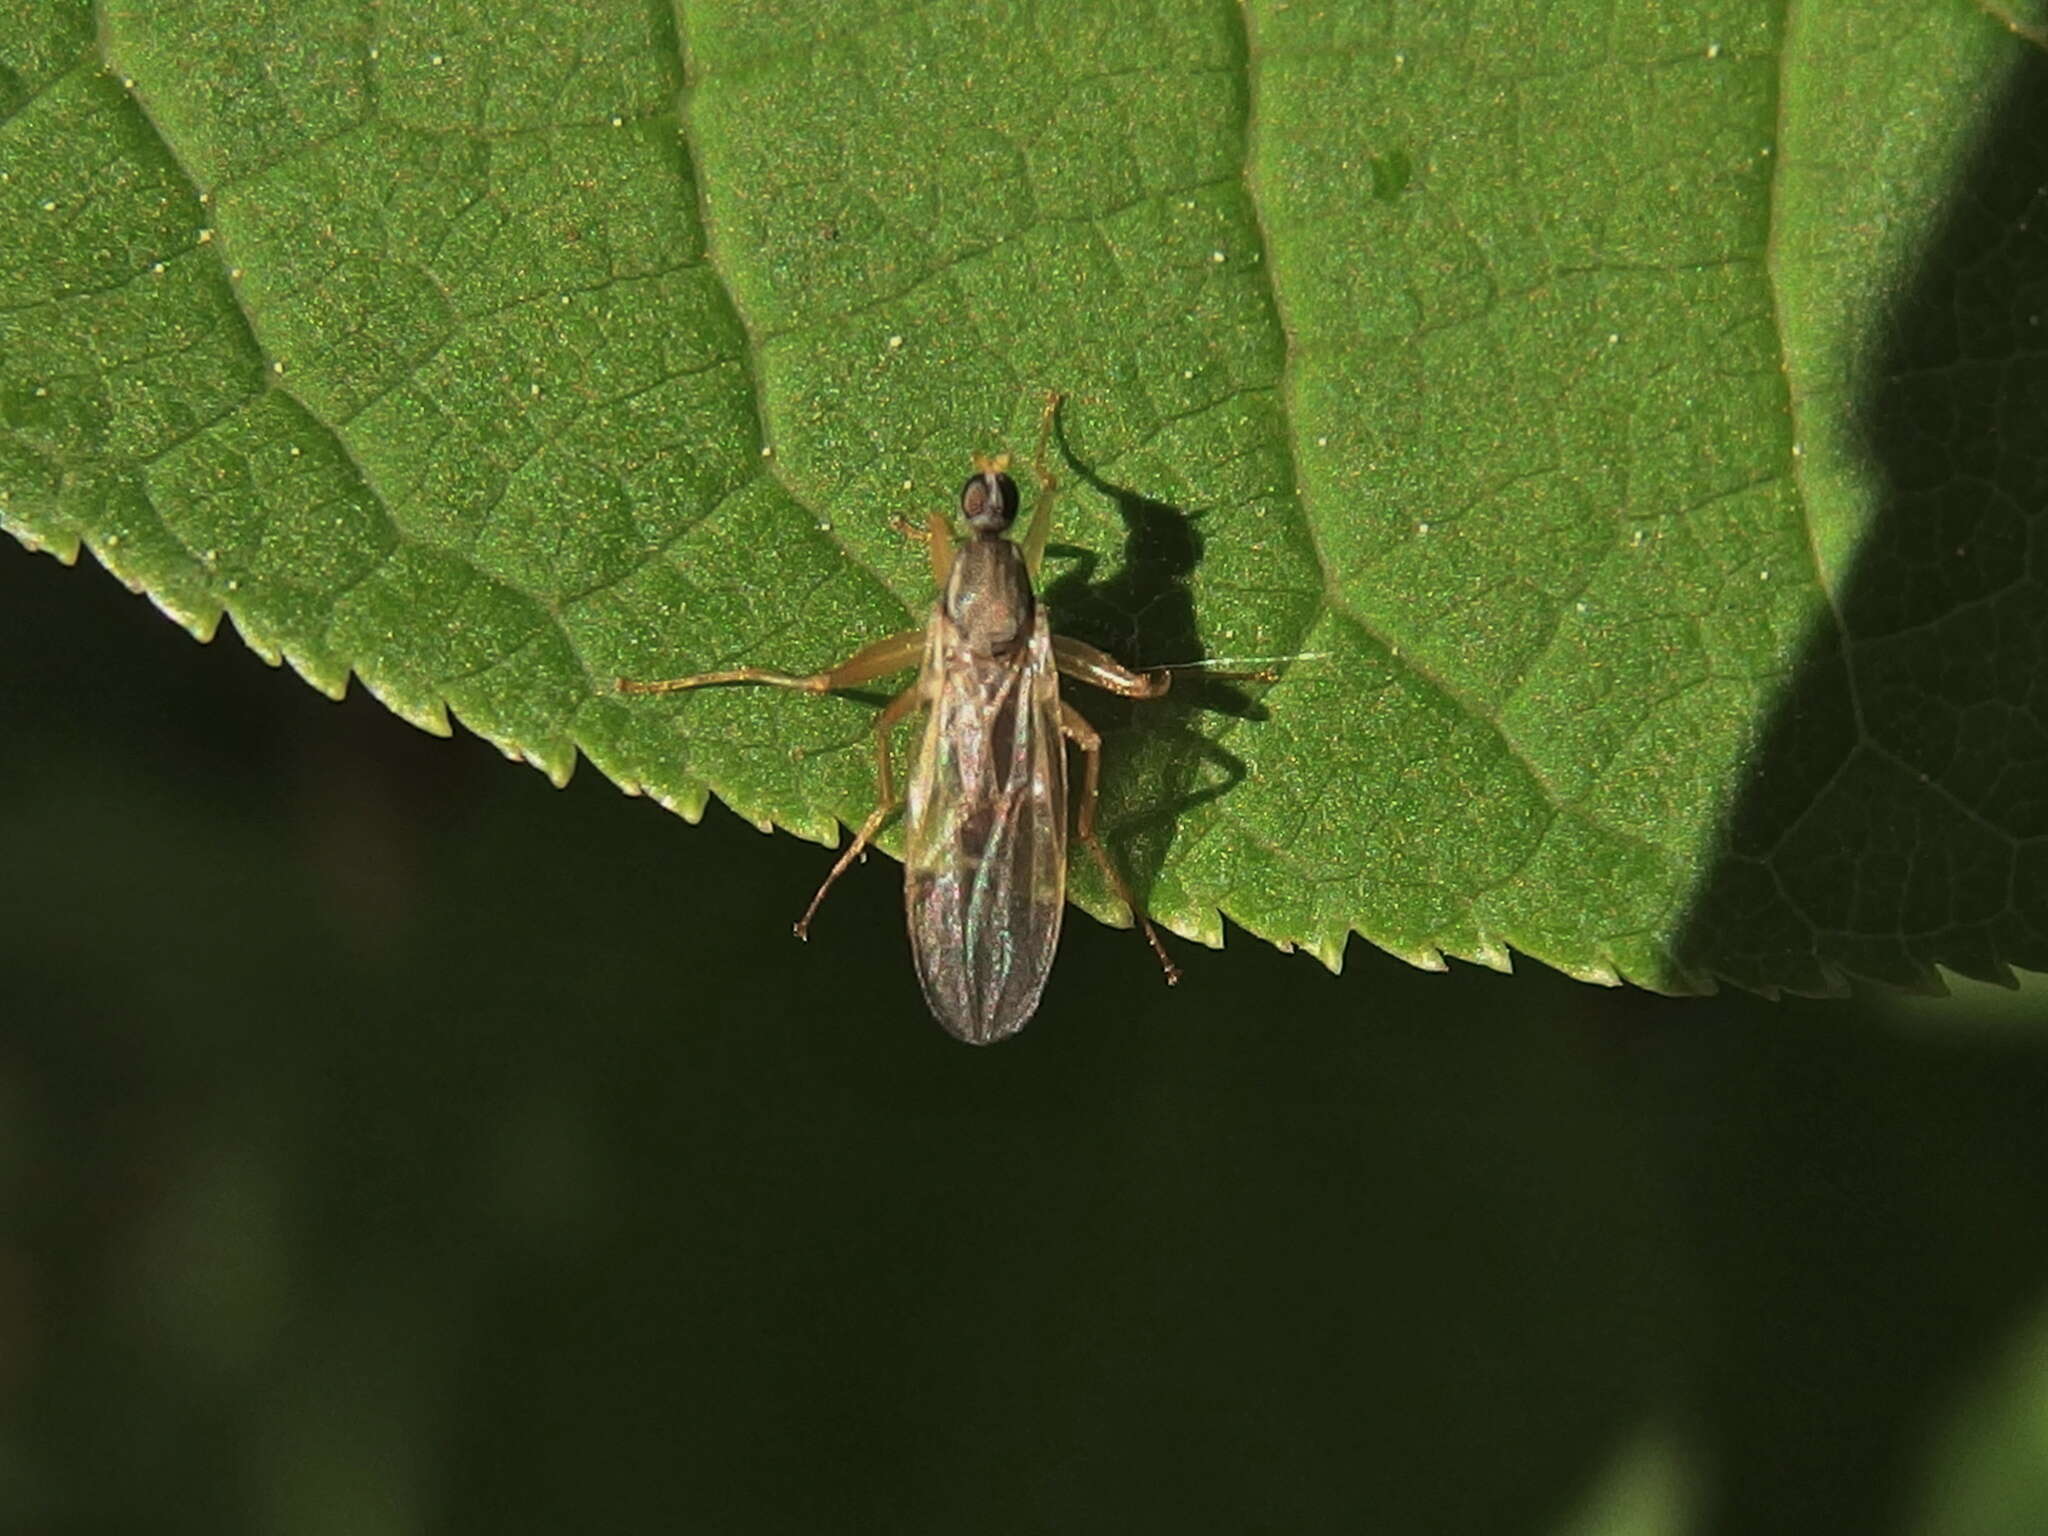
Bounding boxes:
5 525 2047 1533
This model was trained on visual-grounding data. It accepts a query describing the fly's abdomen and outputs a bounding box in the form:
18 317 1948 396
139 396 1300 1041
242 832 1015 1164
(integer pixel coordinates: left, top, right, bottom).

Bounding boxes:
902 617 1067 1044
907 857 1064 1044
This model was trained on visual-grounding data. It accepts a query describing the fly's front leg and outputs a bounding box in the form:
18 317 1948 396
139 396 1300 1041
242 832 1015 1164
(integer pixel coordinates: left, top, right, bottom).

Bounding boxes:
616 627 926 696
1053 635 1171 699
924 507 955 588
794 680 928 940
1022 390 1062 578
886 509 956 588
1059 698 1180 987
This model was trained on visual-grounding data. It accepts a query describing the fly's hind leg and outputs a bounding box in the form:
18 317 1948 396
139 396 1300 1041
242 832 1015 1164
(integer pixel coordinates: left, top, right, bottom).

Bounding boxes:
794 681 927 940
1055 634 1281 691
1059 698 1180 986
616 627 925 697
1053 635 1171 700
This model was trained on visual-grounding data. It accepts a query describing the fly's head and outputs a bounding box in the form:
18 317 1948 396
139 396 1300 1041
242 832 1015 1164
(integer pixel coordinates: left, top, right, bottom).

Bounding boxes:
945 459 1035 656
960 454 1019 538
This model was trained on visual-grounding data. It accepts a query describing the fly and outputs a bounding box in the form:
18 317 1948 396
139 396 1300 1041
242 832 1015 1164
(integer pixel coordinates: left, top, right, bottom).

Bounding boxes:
618 395 1184 1045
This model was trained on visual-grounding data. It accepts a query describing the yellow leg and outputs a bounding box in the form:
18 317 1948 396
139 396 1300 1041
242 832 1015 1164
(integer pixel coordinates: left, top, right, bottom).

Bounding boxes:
886 511 956 589
925 507 955 588
795 681 927 939
1022 390 1062 578
1059 698 1180 986
616 626 926 696
1052 635 1171 699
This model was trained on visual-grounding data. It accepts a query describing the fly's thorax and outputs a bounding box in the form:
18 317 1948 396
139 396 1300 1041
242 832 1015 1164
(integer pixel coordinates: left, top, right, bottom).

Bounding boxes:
942 535 1036 656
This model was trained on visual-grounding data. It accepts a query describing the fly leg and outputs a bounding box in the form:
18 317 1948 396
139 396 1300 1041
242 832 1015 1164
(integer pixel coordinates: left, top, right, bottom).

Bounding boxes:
1055 632 1177 981
1056 635 1277 691
616 627 931 937
616 627 925 696
887 510 956 588
1059 698 1180 986
1052 635 1171 699
795 681 927 940
1022 390 1063 578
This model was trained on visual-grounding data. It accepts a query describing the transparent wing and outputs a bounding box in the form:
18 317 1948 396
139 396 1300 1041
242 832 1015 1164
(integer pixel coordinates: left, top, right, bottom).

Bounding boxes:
903 611 1068 1044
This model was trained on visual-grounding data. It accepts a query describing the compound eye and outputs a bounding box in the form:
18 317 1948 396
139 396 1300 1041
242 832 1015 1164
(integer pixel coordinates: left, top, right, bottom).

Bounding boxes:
959 470 1019 533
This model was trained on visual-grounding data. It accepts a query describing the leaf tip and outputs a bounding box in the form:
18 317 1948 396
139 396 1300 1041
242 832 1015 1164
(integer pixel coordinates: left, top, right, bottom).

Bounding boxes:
226 615 282 666
1163 907 1226 950
4 521 82 565
358 672 454 738
1465 938 1514 975
1304 930 1350 972
282 650 351 701
1367 934 1448 975
651 788 710 825
146 588 223 644
1553 956 1624 988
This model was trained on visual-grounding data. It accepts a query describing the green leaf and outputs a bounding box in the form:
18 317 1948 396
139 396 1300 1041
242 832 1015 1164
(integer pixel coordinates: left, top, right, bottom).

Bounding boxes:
4 0 2044 996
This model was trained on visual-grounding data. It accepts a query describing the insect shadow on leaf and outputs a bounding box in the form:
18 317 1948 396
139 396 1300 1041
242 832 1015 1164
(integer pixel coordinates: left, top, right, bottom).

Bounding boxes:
1034 408 1269 914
